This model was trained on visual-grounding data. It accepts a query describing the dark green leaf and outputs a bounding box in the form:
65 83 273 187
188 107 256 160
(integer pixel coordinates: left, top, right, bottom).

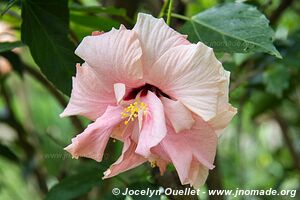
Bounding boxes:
181 3 281 58
21 0 80 95
45 169 102 200
0 144 19 163
0 41 24 53
69 4 127 17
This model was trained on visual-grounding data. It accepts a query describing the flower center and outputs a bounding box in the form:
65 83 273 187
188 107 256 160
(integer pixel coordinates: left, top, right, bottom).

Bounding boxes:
121 101 148 125
150 160 157 168
124 83 170 100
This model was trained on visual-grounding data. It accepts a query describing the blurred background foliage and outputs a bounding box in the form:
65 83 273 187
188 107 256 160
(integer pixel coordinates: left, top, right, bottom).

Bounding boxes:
0 0 299 199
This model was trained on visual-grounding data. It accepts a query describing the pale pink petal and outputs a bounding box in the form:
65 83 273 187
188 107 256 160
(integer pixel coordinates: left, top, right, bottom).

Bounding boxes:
135 91 167 157
185 158 209 188
103 139 146 179
133 13 189 77
60 63 115 120
114 83 126 103
160 116 217 184
147 43 228 121
160 97 195 133
208 71 237 135
75 25 144 88
64 106 123 162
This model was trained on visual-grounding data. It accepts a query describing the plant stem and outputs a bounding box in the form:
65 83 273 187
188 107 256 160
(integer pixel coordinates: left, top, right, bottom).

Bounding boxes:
171 13 190 21
166 0 174 25
159 0 170 18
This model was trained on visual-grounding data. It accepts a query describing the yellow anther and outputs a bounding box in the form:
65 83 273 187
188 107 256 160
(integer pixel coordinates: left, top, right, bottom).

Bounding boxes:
121 100 148 126
150 160 157 168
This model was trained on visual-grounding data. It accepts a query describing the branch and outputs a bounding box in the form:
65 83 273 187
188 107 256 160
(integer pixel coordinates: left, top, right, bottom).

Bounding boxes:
273 111 300 174
269 0 294 26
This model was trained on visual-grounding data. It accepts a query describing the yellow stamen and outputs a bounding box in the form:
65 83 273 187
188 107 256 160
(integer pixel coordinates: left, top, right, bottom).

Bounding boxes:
150 160 157 168
121 101 148 126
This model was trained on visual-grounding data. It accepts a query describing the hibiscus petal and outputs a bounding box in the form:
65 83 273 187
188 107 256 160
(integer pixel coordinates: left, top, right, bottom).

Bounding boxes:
133 13 189 77
60 63 116 120
114 83 126 103
135 91 167 157
64 106 123 162
208 71 237 135
103 139 146 179
75 25 144 88
160 97 195 133
161 116 217 185
185 158 209 188
147 42 228 121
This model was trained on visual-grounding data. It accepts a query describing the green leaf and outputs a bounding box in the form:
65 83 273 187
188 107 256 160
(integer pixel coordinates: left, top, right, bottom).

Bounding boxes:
181 3 281 58
45 169 102 200
70 13 120 31
21 0 80 95
0 41 24 53
69 4 127 17
0 144 19 163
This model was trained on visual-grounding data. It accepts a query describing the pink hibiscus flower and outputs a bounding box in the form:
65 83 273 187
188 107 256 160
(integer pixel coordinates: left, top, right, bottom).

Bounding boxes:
60 13 237 188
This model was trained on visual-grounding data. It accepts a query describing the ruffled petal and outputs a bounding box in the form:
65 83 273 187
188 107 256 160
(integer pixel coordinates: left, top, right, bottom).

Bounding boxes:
208 71 237 135
135 91 167 157
160 116 217 185
75 25 144 88
160 97 195 133
60 63 116 120
147 42 228 121
103 139 146 179
185 158 209 188
133 13 189 77
64 106 123 162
